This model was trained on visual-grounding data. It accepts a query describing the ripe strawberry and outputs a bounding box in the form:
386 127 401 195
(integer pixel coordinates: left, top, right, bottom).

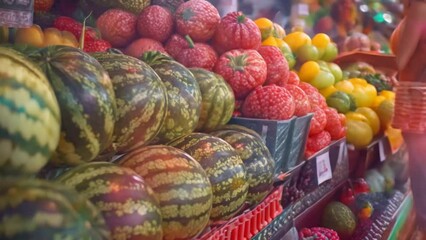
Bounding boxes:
309 105 327 136
284 84 311 116
125 38 166 58
175 0 220 42
97 9 138 48
242 85 295 120
165 34 188 59
287 71 300 85
324 107 344 140
298 82 327 108
34 0 54 12
83 39 112 53
176 36 218 70
137 5 174 43
53 16 99 41
306 131 331 156
257 46 289 86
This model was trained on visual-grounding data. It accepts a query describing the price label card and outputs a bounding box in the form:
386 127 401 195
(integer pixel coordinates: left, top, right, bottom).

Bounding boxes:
0 0 34 28
316 151 332 185
379 140 386 162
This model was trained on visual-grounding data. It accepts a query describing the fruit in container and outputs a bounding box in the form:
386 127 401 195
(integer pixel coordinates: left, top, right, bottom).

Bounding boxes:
312 33 331 50
0 178 110 239
154 0 185 12
296 44 320 62
340 186 356 206
352 178 371 194
262 37 296 69
321 201 357 239
176 35 218 70
375 99 394 130
272 23 286 39
348 78 378 108
309 105 327 136
169 133 248 221
324 107 345 140
322 42 339 61
257 45 289 86
0 48 60 176
299 61 320 83
142 51 201 144
284 84 311 116
92 52 168 153
254 17 273 40
137 5 174 43
309 70 335 90
53 16 100 42
299 227 340 240
175 0 220 42
125 38 166 58
165 34 188 59
283 31 311 52
335 80 355 94
213 124 263 141
210 130 275 206
88 0 151 14
119 145 212 240
326 91 353 113
299 82 327 108
15 46 116 166
355 107 381 136
57 162 163 240
96 9 137 48
288 71 300 85
306 131 331 156
320 85 338 98
346 119 373 148
190 68 235 132
83 39 112 53
242 85 295 120
34 0 55 12
213 11 262 53
365 169 386 193
214 49 267 99
328 62 343 82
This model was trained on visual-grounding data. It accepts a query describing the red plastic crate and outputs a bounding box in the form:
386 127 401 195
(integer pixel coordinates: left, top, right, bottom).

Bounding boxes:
198 185 284 240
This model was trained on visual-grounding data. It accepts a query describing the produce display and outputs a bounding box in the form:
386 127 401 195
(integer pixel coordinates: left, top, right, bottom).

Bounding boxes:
0 0 410 239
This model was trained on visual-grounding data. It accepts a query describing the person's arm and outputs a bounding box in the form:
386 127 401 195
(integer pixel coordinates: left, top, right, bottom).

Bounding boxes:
397 0 426 70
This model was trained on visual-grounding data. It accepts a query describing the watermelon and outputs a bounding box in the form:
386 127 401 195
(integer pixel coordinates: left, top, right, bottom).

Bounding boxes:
0 47 61 176
189 68 235 133
119 145 212 240
141 51 201 144
91 52 168 153
212 124 263 140
0 178 110 239
169 133 248 221
210 130 275 206
17 46 117 166
56 162 163 240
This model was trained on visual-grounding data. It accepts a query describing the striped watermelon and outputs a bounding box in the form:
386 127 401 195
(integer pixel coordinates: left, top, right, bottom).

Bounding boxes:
0 178 110 239
169 133 248 221
56 162 163 240
19 46 117 166
212 124 263 140
211 130 275 206
0 47 60 176
189 68 235 133
141 51 201 144
91 52 168 153
119 145 212 240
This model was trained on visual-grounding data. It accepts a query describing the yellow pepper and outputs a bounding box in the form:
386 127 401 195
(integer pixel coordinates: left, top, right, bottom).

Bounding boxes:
345 78 378 108
379 90 395 102
255 18 274 41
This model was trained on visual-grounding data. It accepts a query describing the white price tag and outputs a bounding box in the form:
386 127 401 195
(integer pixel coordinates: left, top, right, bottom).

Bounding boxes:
379 140 386 162
316 151 332 185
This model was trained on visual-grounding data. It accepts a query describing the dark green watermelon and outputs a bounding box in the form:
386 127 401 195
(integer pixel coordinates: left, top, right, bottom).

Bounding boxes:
142 51 201 144
211 130 275 206
92 52 168 154
119 145 212 240
169 133 248 221
56 162 163 240
0 47 61 176
189 68 235 133
0 178 110 240
212 124 263 140
18 46 117 166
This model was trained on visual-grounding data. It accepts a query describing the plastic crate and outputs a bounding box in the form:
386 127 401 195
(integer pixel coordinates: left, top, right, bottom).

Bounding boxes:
198 185 284 240
229 115 313 175
284 114 313 172
297 138 346 194
252 207 294 240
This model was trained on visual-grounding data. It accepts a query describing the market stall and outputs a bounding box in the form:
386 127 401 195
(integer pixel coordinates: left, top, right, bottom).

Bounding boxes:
0 0 412 239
